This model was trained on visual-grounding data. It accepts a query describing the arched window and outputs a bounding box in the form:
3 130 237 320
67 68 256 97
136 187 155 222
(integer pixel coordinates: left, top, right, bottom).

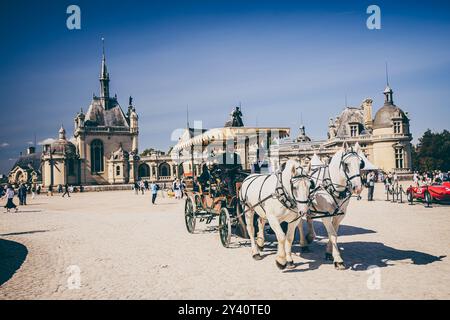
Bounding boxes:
159 163 170 177
116 165 121 176
91 140 104 173
138 163 150 178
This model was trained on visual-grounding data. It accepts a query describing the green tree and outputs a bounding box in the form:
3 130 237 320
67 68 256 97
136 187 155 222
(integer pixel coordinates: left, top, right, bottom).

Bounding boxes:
412 129 450 172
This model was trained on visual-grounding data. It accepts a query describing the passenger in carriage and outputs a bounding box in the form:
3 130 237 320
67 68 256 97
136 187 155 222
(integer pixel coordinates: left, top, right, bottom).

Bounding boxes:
192 177 201 193
214 145 242 195
198 163 211 193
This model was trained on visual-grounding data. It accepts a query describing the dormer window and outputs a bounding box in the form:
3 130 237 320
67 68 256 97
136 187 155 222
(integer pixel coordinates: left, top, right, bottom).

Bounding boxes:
393 121 402 134
350 124 359 137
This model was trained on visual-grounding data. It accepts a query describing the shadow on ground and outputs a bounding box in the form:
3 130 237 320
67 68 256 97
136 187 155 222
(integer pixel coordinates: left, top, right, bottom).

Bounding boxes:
286 241 446 273
306 221 376 237
0 230 49 237
0 238 28 286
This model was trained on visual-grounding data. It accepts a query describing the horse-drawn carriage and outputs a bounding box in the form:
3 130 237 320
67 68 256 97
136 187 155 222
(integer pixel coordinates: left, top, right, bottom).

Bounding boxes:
184 162 251 247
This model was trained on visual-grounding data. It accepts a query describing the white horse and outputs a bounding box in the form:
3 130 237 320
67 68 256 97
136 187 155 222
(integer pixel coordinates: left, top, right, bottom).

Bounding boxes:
298 144 364 270
239 160 312 270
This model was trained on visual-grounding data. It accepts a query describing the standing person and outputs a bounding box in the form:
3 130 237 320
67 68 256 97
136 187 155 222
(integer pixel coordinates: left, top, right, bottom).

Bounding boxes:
133 181 139 195
180 179 186 198
3 184 18 213
62 184 71 198
173 179 181 199
384 172 392 193
150 181 158 204
140 180 145 195
18 183 27 205
413 171 419 186
393 172 399 187
31 184 36 199
367 171 375 201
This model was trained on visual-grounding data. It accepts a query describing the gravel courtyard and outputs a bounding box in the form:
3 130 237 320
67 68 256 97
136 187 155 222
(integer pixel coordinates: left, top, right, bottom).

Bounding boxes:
1 183 449 300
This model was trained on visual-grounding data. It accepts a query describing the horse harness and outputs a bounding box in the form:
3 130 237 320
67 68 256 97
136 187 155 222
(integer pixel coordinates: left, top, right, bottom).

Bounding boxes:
240 166 313 224
307 151 363 220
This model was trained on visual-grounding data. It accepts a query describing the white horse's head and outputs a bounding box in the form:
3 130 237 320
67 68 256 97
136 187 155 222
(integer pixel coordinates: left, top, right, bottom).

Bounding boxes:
340 144 365 195
331 143 364 195
282 160 313 214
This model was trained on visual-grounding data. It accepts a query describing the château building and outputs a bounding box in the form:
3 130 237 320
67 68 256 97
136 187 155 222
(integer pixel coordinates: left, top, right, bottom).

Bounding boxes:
272 84 413 173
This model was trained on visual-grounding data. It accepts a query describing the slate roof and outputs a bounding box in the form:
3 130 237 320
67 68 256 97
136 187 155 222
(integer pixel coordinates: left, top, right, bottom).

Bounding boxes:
11 152 41 173
85 97 129 127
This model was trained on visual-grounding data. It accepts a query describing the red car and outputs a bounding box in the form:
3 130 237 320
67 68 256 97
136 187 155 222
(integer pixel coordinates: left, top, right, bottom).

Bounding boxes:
407 182 450 204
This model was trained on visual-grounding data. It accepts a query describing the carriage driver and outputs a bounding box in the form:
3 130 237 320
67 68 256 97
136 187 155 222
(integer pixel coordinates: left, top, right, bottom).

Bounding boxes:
213 142 243 195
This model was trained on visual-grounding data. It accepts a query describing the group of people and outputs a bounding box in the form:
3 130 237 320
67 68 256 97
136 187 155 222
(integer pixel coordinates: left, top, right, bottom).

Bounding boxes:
133 180 162 204
172 179 186 199
412 170 449 186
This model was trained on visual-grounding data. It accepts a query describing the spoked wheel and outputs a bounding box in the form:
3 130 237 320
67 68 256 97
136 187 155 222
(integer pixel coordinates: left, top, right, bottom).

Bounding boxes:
185 197 196 233
407 190 414 204
424 191 433 207
219 208 232 248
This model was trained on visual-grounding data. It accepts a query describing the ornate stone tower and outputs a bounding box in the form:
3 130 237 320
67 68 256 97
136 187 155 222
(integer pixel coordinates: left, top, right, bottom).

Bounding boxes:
73 39 139 185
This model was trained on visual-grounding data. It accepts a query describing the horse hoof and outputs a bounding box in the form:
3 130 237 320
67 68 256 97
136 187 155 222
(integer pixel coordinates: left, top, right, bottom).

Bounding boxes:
325 253 334 261
253 254 263 261
257 244 265 252
301 246 310 253
286 261 295 269
275 260 287 270
334 262 346 270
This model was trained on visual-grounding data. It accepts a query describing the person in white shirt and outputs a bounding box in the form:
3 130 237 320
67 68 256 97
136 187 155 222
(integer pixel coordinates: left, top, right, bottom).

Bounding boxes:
3 184 19 213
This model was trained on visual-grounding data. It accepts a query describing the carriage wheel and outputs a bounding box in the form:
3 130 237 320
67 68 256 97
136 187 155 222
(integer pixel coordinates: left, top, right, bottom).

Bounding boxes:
185 198 196 233
219 207 231 248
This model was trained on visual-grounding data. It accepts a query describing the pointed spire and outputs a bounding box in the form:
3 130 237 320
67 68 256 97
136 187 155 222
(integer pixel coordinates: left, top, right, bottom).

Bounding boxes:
385 61 390 87
383 62 394 105
100 37 109 80
99 37 110 108
186 104 190 128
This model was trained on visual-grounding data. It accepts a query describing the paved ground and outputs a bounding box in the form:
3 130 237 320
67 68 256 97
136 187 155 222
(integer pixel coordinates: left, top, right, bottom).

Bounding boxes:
0 183 449 299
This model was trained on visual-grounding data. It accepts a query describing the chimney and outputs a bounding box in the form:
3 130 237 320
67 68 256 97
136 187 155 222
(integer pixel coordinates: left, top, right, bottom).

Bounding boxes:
27 146 35 155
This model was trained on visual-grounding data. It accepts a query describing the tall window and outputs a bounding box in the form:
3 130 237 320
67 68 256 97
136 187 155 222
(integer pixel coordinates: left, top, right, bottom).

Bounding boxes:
350 125 359 137
68 159 75 176
395 148 404 169
91 140 104 173
116 166 121 176
394 121 402 134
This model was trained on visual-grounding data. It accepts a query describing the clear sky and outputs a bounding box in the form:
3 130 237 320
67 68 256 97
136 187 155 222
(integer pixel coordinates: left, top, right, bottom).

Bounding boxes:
1 0 449 174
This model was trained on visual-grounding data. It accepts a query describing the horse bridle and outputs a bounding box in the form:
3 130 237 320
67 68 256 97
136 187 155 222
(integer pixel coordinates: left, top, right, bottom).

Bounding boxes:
339 151 364 188
289 166 316 205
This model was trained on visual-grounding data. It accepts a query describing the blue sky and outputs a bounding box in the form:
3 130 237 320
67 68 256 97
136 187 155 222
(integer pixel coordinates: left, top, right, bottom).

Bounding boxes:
0 0 450 174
